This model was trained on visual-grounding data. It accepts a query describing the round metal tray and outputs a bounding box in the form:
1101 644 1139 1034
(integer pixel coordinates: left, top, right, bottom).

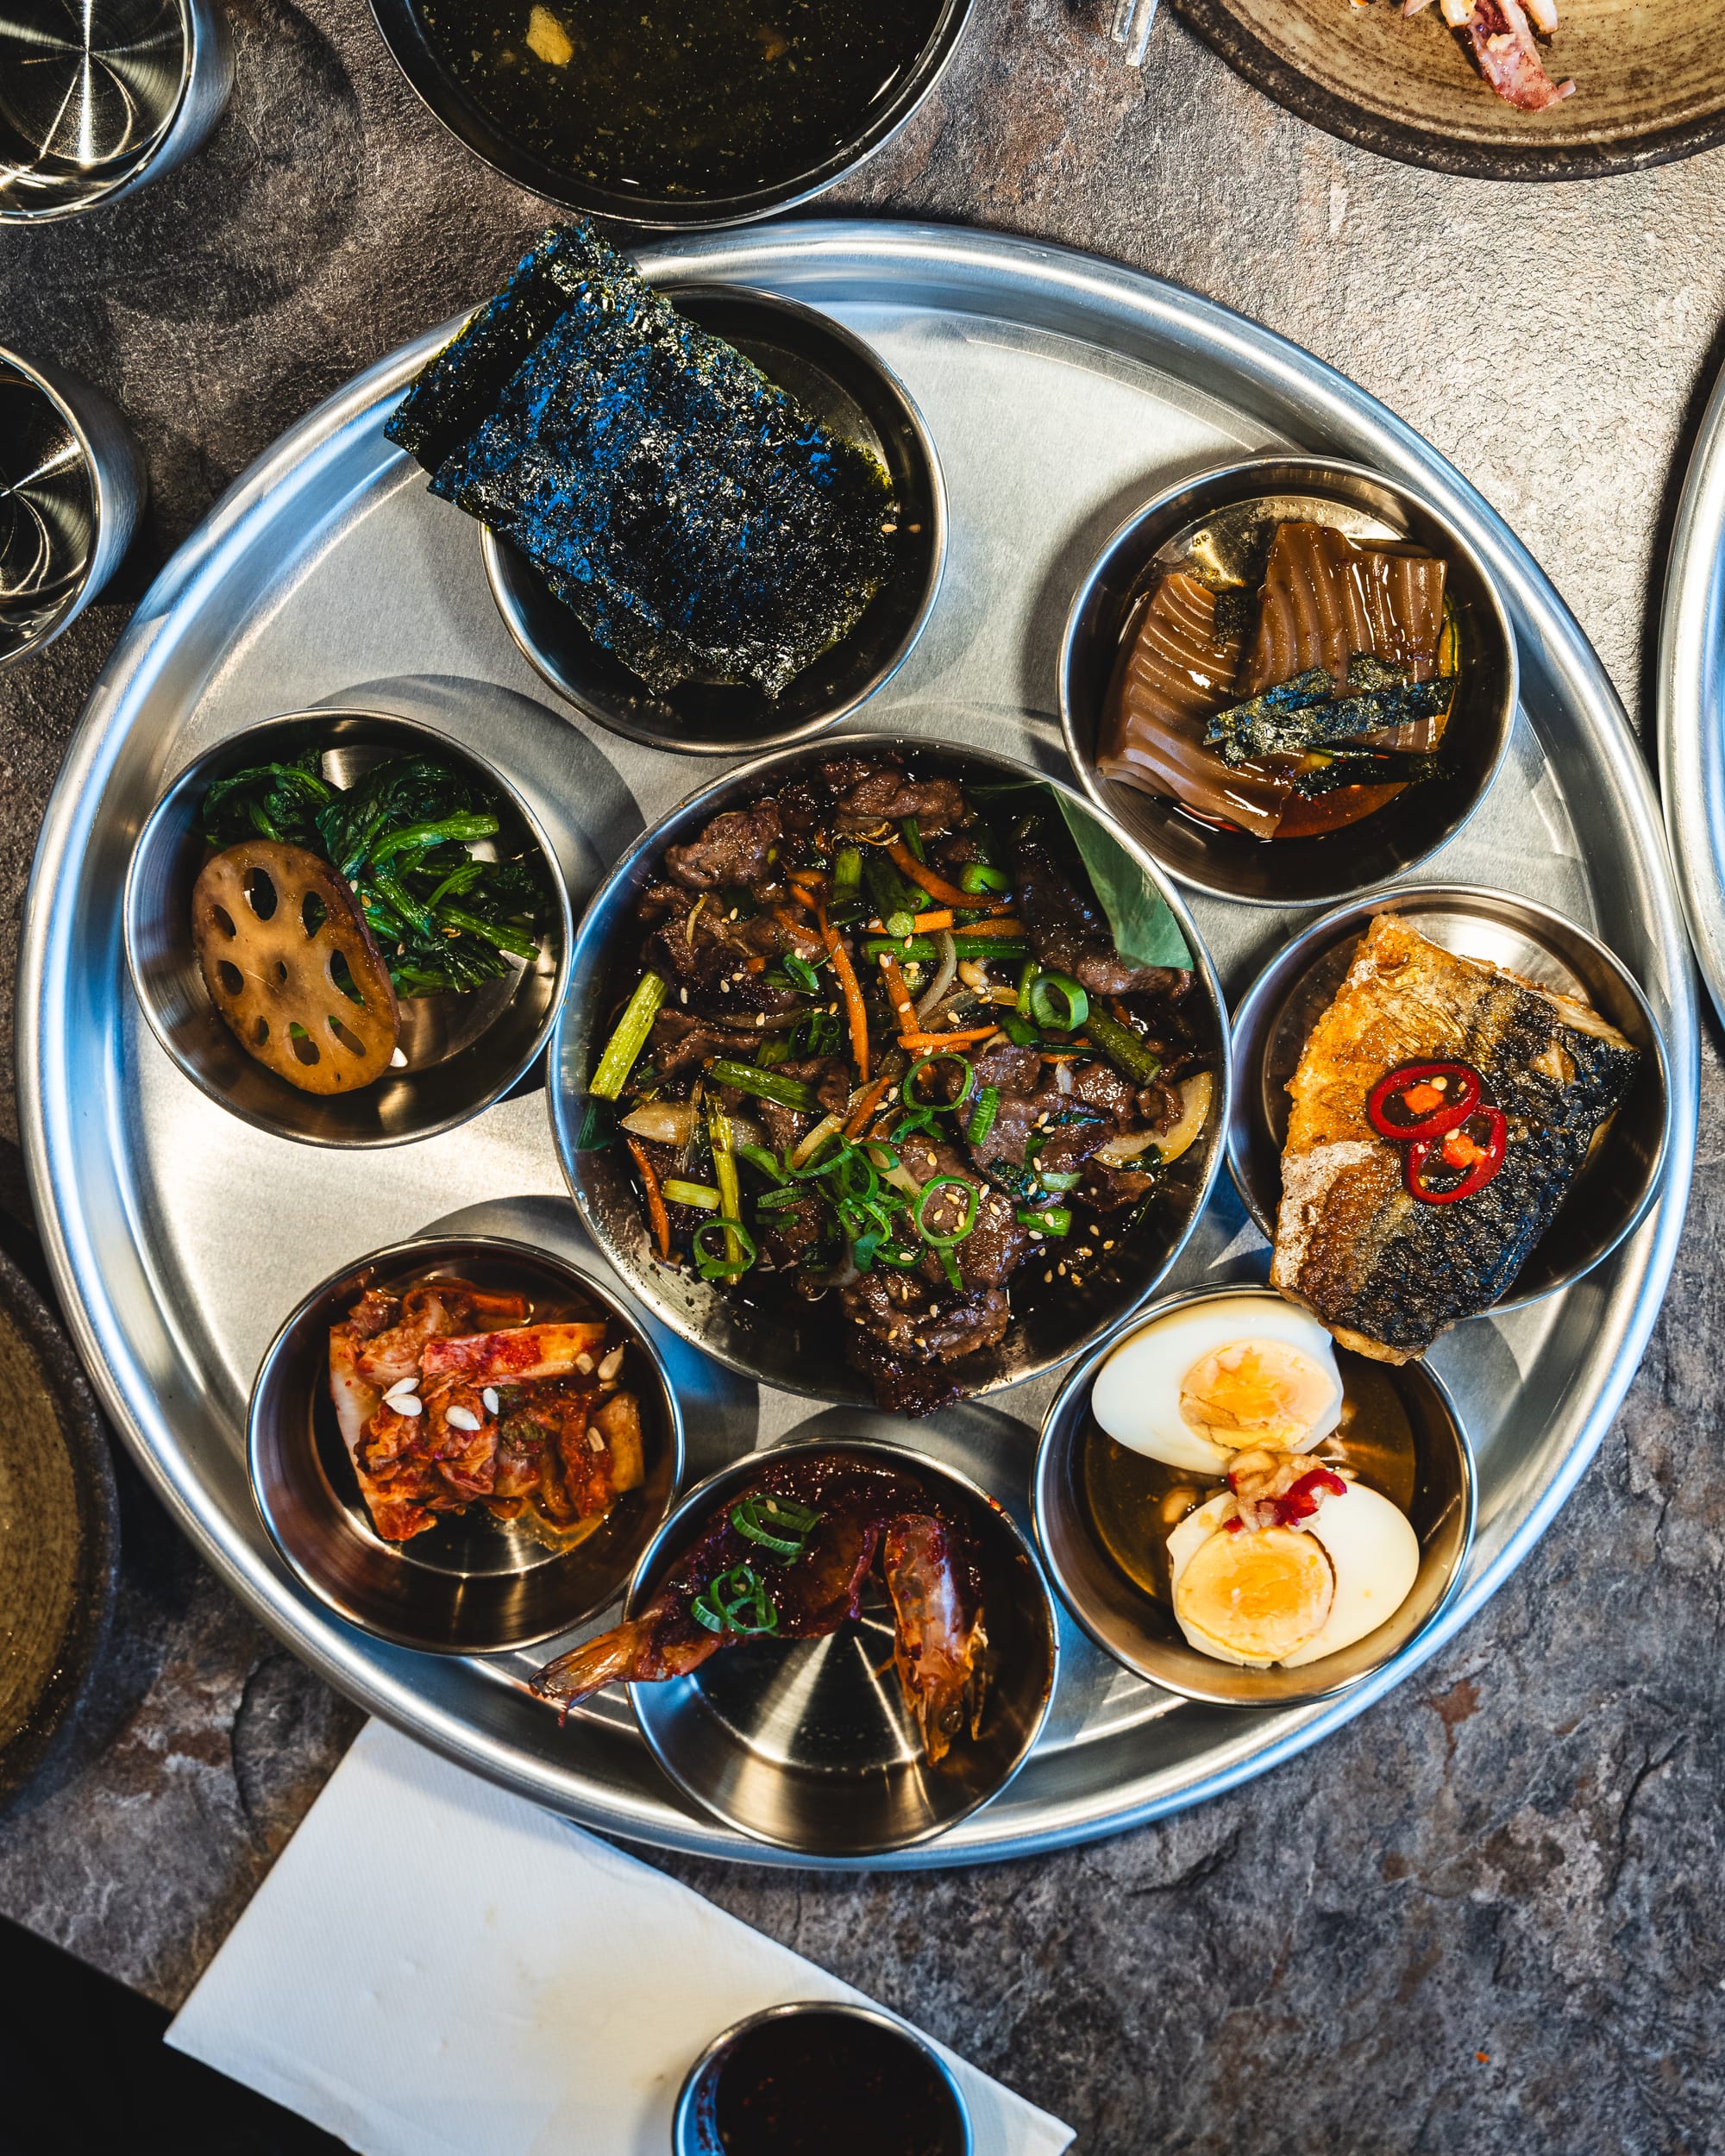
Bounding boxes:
1659 357 1725 1031
19 222 1698 1868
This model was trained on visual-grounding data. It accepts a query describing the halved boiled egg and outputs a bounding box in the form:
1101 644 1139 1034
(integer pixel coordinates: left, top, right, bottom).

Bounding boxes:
1091 1292 1343 1475
1167 1482 1421 1669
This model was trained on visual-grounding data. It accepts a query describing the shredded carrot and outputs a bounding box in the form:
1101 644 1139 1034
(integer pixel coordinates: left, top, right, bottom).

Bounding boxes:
898 1025 1002 1052
819 905 869 1079
624 1136 672 1263
886 838 1011 913
878 951 918 1033
906 908 956 932
787 867 828 893
842 1070 898 1140
950 916 1023 937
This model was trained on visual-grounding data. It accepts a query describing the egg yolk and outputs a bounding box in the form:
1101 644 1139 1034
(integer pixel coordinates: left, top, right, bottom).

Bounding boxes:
1179 1338 1335 1451
1175 1524 1334 1664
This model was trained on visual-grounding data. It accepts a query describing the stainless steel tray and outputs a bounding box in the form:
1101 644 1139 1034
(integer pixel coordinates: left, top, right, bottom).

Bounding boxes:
20 222 1698 1867
1659 359 1725 1028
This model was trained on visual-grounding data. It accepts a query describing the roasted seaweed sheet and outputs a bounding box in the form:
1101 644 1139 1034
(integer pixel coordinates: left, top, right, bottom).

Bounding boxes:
386 225 897 698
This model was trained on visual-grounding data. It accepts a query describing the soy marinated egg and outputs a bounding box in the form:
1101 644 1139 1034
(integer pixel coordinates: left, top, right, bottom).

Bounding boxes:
1167 1481 1420 1670
1091 1293 1344 1476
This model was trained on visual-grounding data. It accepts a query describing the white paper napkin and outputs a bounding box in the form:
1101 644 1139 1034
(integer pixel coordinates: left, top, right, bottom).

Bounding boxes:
168 1721 1073 2156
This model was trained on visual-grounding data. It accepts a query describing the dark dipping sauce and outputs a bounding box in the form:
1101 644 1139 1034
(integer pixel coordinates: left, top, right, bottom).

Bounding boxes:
417 0 947 197
1082 1351 1419 1606
712 2009 966 2156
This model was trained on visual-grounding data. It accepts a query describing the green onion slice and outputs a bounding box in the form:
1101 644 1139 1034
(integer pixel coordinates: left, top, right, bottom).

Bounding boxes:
782 953 822 995
959 862 1011 895
692 1218 757 1279
1016 961 1039 1018
706 1059 818 1112
885 910 917 942
662 1178 722 1210
690 1563 780 1635
1017 1206 1072 1236
1027 972 1089 1031
590 972 667 1099
966 1084 999 1148
905 1051 975 1112
1038 1169 1083 1193
731 1495 823 1560
737 1144 787 1182
916 1175 979 1247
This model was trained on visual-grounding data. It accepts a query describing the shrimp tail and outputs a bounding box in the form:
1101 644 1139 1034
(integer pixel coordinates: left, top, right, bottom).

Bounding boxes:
530 1603 720 1719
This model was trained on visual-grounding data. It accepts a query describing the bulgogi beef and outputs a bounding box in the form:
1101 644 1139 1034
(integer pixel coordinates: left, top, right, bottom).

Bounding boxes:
586 755 1213 1414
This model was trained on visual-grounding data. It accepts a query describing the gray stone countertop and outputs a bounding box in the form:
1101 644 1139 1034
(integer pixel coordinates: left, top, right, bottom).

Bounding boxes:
2 3 1723 2148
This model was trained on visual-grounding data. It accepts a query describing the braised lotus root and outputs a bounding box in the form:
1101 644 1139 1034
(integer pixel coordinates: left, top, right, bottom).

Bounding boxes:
191 840 398 1094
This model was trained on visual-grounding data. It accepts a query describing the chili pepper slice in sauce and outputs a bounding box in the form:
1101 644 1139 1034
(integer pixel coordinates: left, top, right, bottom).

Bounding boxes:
1405 1106 1508 1204
1365 1059 1483 1142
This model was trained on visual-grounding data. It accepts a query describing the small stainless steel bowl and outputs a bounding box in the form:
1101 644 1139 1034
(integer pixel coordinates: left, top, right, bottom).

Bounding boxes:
367 0 971 230
482 287 945 759
622 1440 1057 1856
0 349 146 669
0 0 232 223
125 708 574 1148
1033 1283 1477 1710
248 1235 683 1654
548 732 1231 1407
1059 455 1517 909
1227 884 1671 1309
673 2002 972 2156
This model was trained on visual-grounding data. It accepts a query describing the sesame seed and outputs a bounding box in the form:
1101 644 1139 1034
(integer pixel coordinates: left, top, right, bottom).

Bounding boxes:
587 1428 605 1451
481 1387 500 1415
445 1405 481 1432
1102 1239 1115 1250
679 987 689 1005
390 1393 423 1418
1044 1270 1053 1283
598 1344 625 1382
575 1353 595 1375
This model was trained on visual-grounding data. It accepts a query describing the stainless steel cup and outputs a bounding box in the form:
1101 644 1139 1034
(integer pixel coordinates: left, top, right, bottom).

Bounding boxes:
0 349 147 670
0 0 233 222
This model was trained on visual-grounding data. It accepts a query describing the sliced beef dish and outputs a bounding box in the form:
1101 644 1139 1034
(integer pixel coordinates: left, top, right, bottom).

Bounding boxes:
583 755 1215 1414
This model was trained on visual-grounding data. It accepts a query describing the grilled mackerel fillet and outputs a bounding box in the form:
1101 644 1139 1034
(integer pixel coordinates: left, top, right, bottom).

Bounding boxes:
1270 915 1640 1362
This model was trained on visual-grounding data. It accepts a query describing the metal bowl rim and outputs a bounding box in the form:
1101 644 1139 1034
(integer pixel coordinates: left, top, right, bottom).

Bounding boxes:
1222 878 1674 1312
0 0 200 226
622 1434 1060 1856
245 1230 687 1654
670 1997 974 2156
1057 451 1520 910
548 728 1233 1406
480 283 949 757
1031 1278 1479 1709
0 347 108 655
121 704 577 1149
363 0 975 231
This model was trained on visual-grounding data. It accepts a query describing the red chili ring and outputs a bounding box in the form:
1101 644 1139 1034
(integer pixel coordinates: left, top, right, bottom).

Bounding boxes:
1406 1106 1508 1205
1365 1059 1483 1142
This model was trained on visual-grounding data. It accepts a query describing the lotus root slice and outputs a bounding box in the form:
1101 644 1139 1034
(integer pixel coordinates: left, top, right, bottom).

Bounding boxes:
191 841 399 1094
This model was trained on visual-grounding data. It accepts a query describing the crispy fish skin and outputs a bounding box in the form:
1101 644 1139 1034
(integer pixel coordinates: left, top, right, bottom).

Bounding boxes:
1271 916 1640 1361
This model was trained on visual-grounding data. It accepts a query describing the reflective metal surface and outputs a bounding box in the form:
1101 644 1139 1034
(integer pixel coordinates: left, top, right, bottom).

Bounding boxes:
0 0 232 222
548 731 1230 1407
365 0 971 229
0 349 144 668
124 706 574 1147
1059 455 1515 909
484 288 947 757
1226 885 1672 1311
17 224 1699 1866
673 2002 973 2156
626 1441 1056 1854
1033 1283 1475 1709
1659 356 1725 1032
248 1235 684 1653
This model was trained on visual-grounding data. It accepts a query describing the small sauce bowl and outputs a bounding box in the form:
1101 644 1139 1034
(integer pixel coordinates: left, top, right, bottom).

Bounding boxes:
622 1439 1057 1857
482 287 945 758
1226 883 1671 1309
673 2002 971 2156
248 1234 683 1655
124 707 573 1147
1033 1284 1476 1710
1059 454 1516 910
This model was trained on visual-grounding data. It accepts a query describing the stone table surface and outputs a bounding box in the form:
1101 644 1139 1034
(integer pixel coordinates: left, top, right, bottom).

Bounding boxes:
2 3 1723 2150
